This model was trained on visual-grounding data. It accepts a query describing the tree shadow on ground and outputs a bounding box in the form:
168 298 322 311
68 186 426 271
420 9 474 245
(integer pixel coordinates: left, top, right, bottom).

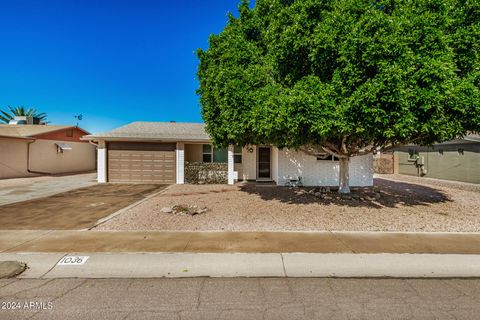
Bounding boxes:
238 178 451 209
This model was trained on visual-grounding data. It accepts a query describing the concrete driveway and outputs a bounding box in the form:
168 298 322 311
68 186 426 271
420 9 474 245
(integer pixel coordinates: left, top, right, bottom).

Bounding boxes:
0 173 97 206
0 184 168 230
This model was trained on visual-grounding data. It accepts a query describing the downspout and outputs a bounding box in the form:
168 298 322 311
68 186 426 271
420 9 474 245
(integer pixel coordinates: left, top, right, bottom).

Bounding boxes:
27 139 53 175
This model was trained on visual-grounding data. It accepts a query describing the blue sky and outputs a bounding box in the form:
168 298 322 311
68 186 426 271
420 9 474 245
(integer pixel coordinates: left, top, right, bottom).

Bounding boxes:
0 0 247 133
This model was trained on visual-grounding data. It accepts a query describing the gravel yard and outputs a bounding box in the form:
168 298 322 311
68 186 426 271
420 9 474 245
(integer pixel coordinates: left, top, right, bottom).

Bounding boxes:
96 175 480 232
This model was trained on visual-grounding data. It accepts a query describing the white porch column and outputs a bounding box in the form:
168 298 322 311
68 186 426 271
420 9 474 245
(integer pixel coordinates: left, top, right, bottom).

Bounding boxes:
97 140 107 183
176 142 185 184
228 144 234 185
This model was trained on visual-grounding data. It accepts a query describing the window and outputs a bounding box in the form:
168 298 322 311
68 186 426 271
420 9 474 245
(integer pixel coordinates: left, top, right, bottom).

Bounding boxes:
408 149 419 161
316 153 339 161
202 144 212 162
202 144 241 163
234 146 242 164
213 147 228 163
66 128 73 137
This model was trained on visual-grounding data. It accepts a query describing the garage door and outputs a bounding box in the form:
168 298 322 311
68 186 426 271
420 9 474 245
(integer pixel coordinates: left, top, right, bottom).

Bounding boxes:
107 142 176 183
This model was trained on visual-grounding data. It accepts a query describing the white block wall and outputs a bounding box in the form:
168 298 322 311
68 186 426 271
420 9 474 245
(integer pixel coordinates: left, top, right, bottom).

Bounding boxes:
176 142 185 184
276 148 373 187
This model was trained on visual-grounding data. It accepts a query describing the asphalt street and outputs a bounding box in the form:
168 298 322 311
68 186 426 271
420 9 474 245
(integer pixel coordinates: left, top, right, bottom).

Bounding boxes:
0 278 479 319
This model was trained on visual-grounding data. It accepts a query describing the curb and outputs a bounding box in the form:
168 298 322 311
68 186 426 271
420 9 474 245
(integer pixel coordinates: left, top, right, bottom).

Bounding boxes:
3 253 480 279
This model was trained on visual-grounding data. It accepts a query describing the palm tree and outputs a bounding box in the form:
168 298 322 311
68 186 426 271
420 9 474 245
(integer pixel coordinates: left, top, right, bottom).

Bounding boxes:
0 106 48 124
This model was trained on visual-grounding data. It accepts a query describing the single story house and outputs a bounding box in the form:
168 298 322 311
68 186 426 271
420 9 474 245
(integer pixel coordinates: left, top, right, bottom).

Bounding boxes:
83 121 373 186
0 122 96 179
393 134 480 184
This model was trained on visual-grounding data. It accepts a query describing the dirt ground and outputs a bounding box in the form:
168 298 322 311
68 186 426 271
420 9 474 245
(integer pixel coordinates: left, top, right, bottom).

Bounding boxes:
0 184 167 230
96 175 480 232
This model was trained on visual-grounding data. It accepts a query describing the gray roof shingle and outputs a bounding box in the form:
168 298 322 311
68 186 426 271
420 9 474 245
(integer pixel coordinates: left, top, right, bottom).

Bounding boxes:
83 122 211 142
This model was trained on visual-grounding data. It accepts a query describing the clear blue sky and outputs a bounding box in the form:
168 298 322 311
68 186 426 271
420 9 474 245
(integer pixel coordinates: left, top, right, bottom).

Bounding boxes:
0 0 248 133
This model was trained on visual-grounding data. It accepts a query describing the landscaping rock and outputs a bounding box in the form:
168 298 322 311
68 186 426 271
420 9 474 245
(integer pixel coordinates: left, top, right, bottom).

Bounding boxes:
160 207 173 213
0 261 26 279
295 189 307 196
169 204 208 216
320 187 331 193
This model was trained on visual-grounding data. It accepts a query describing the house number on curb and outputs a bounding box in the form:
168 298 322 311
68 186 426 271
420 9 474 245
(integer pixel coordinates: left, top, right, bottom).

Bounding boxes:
57 256 89 266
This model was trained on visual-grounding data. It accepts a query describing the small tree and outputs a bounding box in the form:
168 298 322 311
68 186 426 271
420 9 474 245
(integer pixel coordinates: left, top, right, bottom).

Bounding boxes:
197 0 480 193
0 106 48 124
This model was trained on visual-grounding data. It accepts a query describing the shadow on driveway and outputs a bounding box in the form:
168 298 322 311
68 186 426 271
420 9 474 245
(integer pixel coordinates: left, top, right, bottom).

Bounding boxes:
239 178 450 209
0 184 168 230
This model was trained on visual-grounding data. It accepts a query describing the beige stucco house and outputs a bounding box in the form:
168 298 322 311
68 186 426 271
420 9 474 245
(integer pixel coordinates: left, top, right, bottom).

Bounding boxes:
393 134 480 184
0 124 96 179
84 122 373 186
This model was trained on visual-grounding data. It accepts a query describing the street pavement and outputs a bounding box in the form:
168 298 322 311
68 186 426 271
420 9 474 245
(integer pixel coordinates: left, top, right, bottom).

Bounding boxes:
0 277 479 319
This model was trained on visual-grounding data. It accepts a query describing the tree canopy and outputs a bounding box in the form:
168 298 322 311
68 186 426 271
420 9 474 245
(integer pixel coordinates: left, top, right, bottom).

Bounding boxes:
197 0 480 152
197 0 480 192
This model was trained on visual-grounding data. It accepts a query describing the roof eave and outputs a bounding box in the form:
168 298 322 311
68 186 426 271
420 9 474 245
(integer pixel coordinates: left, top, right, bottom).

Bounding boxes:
0 135 36 141
30 125 91 138
81 136 212 143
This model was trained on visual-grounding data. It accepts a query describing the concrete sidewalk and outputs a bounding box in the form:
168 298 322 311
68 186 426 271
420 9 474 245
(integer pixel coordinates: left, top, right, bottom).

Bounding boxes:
3 231 480 278
2 230 480 254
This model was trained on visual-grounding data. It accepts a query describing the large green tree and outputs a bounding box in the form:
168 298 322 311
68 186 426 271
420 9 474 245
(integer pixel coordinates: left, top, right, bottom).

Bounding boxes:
0 106 48 124
197 0 480 193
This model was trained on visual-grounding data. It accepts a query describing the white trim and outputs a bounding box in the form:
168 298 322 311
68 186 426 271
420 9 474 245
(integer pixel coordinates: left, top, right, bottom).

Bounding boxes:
176 142 185 184
228 145 234 185
97 140 107 183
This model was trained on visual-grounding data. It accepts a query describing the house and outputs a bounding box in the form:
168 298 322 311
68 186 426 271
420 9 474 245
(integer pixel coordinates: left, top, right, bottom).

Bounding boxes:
0 119 97 179
83 121 373 186
393 134 480 184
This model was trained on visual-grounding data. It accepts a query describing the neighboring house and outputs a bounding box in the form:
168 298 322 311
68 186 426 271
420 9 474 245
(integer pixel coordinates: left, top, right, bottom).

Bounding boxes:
393 134 480 184
0 121 97 179
83 122 373 186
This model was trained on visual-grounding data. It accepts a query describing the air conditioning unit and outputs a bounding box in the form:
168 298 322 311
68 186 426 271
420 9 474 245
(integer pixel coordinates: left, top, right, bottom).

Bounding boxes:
416 156 425 166
8 116 42 125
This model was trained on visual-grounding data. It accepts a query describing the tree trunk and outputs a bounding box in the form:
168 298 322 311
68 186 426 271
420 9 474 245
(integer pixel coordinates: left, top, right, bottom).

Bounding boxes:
338 156 350 194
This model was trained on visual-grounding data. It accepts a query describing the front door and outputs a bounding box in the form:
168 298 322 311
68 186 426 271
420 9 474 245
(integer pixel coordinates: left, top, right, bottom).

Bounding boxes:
257 147 271 179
